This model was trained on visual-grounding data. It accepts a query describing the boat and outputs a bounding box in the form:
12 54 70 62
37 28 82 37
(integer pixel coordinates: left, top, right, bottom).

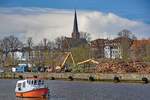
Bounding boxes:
15 78 49 98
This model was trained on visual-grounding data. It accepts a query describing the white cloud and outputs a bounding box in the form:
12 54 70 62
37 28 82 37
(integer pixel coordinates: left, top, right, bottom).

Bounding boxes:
0 7 150 44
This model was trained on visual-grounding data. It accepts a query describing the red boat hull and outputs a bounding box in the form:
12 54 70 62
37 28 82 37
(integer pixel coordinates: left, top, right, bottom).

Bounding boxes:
16 88 49 98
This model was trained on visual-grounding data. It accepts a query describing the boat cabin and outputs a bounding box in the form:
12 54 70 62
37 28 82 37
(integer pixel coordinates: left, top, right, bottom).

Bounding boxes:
16 78 46 92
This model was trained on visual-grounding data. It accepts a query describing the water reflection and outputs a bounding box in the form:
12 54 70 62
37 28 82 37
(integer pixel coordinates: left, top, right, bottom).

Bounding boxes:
15 95 65 100
15 97 49 100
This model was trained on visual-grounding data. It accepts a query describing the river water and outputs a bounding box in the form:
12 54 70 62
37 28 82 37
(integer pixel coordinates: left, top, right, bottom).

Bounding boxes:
0 79 150 100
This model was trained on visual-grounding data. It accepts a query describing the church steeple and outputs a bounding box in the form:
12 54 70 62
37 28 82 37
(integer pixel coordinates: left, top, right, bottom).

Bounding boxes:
72 10 80 39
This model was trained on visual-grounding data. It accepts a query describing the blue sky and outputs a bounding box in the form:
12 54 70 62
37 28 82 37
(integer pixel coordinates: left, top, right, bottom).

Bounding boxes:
1 0 150 24
0 0 150 42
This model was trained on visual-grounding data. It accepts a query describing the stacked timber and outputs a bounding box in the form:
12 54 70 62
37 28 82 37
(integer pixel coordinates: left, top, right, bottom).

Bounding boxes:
95 61 150 74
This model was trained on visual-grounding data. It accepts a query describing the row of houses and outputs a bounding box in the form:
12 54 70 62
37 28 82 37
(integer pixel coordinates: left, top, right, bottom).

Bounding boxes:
91 37 150 59
11 38 150 62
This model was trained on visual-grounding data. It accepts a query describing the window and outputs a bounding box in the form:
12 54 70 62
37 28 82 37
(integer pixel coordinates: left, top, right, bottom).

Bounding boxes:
23 82 25 88
34 80 37 85
38 80 41 85
17 83 21 87
28 80 30 85
32 80 33 84
41 80 44 85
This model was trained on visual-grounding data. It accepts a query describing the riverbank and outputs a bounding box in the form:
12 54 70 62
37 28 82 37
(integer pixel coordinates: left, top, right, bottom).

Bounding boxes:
1 72 150 83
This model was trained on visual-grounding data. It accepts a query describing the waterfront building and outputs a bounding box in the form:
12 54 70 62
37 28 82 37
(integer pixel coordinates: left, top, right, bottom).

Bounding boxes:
104 38 122 59
130 40 150 57
91 37 133 59
90 39 106 58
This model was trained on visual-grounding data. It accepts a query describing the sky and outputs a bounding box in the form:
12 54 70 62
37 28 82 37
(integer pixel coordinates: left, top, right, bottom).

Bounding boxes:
0 0 150 43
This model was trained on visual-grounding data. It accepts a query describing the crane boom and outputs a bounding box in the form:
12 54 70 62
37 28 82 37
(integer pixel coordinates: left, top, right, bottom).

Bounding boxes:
55 52 76 70
77 59 99 65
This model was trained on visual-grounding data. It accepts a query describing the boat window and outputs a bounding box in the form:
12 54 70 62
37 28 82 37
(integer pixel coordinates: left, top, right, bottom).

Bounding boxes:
28 80 30 84
41 80 44 85
17 83 21 87
23 82 25 88
32 80 34 85
39 80 41 83
34 80 37 85
38 80 41 85
27 80 29 84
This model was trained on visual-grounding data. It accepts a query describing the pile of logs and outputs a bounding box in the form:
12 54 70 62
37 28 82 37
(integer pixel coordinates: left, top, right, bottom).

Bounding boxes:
95 61 150 74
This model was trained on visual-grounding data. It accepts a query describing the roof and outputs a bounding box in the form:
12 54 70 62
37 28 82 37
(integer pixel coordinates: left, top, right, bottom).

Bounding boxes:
65 37 88 48
91 37 134 48
104 37 133 46
91 39 107 47
131 40 150 50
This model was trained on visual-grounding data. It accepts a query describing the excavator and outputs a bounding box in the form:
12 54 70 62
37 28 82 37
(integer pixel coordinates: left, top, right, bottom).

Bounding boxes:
55 52 76 72
54 51 99 72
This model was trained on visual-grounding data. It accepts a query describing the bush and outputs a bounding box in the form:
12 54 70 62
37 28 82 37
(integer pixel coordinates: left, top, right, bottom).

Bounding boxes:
71 65 85 72
143 57 150 62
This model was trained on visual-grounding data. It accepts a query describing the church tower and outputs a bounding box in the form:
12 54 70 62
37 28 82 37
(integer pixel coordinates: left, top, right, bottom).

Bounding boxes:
72 10 80 39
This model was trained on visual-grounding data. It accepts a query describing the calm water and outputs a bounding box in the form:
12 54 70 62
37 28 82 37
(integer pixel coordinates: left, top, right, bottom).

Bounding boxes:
0 79 150 100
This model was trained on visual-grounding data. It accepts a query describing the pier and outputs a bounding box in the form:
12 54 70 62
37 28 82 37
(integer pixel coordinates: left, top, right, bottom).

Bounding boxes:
1 72 150 83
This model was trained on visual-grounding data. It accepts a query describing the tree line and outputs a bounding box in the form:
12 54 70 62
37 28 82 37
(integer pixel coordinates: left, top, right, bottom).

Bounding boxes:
0 32 91 69
0 30 150 70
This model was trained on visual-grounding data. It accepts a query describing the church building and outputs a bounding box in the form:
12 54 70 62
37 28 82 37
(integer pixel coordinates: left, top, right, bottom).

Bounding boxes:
63 10 88 49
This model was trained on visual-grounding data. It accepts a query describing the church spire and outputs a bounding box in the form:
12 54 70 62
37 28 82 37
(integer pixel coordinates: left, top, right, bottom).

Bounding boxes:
72 10 80 39
73 10 79 34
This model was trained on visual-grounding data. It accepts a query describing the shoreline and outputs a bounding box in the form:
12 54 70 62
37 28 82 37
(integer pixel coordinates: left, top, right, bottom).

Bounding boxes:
0 72 150 84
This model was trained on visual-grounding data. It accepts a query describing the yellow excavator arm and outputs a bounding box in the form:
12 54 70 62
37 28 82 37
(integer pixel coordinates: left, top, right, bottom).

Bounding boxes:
77 59 99 65
55 52 76 70
60 53 70 68
55 52 99 71
70 52 76 66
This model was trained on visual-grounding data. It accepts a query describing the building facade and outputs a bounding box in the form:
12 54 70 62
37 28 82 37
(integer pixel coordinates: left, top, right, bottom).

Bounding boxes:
91 37 137 59
104 38 122 59
91 38 123 59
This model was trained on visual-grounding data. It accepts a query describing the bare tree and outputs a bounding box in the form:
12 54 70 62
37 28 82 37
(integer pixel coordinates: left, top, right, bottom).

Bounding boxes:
26 37 33 60
120 38 131 58
47 41 55 51
39 38 54 51
0 35 22 65
1 35 22 55
0 38 10 57
43 38 48 50
131 34 137 40
55 36 65 50
71 45 91 62
27 37 33 48
35 38 52 68
118 29 134 58
80 32 91 42
118 29 132 38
